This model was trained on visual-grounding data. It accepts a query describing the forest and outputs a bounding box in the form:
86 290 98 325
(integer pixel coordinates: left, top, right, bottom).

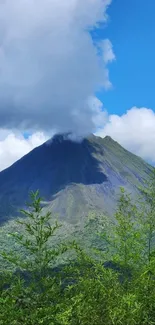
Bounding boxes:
1 170 155 325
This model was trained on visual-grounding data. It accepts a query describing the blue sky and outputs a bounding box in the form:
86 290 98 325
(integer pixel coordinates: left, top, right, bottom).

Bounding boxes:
96 0 155 115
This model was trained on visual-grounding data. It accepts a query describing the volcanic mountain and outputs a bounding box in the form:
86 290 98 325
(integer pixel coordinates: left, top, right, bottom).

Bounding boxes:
0 133 152 225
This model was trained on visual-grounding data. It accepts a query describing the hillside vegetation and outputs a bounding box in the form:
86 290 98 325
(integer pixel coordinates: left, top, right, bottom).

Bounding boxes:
1 169 155 324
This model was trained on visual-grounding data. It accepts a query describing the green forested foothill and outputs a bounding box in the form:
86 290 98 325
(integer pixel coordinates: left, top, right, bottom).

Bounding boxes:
1 170 155 324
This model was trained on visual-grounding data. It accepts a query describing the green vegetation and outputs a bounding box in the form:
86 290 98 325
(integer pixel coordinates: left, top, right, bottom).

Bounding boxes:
1 169 155 324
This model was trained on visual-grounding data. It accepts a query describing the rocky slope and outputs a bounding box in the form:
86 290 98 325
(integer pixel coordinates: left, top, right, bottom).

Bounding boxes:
0 133 152 225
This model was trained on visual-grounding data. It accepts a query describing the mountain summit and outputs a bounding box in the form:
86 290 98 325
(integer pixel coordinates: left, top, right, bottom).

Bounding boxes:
0 134 152 224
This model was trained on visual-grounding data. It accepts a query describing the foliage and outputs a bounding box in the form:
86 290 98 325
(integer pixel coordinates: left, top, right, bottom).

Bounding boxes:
0 190 71 324
1 169 155 324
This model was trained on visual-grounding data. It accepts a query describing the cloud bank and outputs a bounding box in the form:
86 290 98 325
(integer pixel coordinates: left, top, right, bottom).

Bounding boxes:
0 0 114 136
1 106 155 172
0 130 47 171
97 106 155 164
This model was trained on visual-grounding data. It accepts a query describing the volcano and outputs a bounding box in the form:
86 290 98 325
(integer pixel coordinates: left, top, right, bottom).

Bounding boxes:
0 134 152 225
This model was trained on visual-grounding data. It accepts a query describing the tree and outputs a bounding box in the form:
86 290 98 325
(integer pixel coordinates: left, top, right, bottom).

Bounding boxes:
0 190 70 325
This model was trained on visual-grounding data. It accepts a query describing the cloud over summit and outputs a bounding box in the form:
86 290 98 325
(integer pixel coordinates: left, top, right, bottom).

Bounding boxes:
0 0 114 136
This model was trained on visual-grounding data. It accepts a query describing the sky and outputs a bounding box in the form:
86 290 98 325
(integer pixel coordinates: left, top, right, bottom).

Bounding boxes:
0 0 155 170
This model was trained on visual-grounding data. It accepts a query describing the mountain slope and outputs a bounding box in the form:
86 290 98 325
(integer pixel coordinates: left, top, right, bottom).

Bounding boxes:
0 134 152 225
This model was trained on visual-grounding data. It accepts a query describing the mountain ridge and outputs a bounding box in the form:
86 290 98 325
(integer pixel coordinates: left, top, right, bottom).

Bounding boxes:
0 134 152 225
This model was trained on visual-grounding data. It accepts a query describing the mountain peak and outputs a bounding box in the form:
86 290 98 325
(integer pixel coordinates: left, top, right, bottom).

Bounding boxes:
50 133 71 143
0 133 152 224
103 135 114 142
46 133 115 146
46 132 87 145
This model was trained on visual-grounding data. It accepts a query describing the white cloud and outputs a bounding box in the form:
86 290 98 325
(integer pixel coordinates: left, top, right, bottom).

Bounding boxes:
89 96 109 128
0 130 48 171
95 39 116 90
0 97 107 170
0 0 114 137
102 39 116 64
1 106 155 172
97 106 155 163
